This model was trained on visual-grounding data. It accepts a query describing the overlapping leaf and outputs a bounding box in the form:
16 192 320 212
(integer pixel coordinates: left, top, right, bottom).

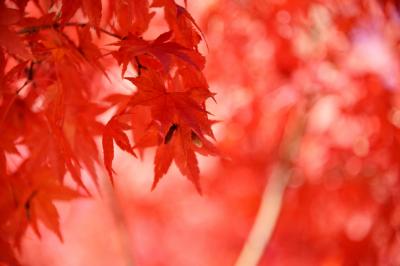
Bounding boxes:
112 31 205 76
104 69 217 191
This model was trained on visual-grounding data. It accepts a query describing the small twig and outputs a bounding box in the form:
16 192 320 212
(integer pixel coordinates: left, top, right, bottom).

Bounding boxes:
0 79 31 130
19 22 124 40
16 79 30 94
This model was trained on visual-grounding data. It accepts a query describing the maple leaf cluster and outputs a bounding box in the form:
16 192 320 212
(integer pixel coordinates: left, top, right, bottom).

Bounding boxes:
0 0 215 264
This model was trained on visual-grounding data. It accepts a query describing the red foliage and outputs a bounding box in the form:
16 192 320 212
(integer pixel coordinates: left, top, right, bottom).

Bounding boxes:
2 0 400 265
0 0 214 264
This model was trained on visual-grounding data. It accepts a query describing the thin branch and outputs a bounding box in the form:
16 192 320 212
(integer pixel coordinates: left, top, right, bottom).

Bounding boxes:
19 22 124 40
234 101 310 266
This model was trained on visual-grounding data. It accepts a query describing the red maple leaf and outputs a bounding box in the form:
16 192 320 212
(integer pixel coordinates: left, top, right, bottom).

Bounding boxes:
107 69 217 191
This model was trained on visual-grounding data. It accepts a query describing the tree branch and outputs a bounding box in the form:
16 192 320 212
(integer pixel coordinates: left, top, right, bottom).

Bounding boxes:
234 100 311 266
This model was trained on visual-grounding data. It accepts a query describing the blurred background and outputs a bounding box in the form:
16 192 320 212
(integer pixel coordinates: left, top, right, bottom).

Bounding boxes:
20 0 400 265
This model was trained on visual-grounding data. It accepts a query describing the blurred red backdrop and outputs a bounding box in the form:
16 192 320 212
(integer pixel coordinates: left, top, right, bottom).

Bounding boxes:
2 0 400 265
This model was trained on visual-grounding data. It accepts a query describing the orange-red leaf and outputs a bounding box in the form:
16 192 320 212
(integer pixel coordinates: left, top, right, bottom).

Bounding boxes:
102 117 136 183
